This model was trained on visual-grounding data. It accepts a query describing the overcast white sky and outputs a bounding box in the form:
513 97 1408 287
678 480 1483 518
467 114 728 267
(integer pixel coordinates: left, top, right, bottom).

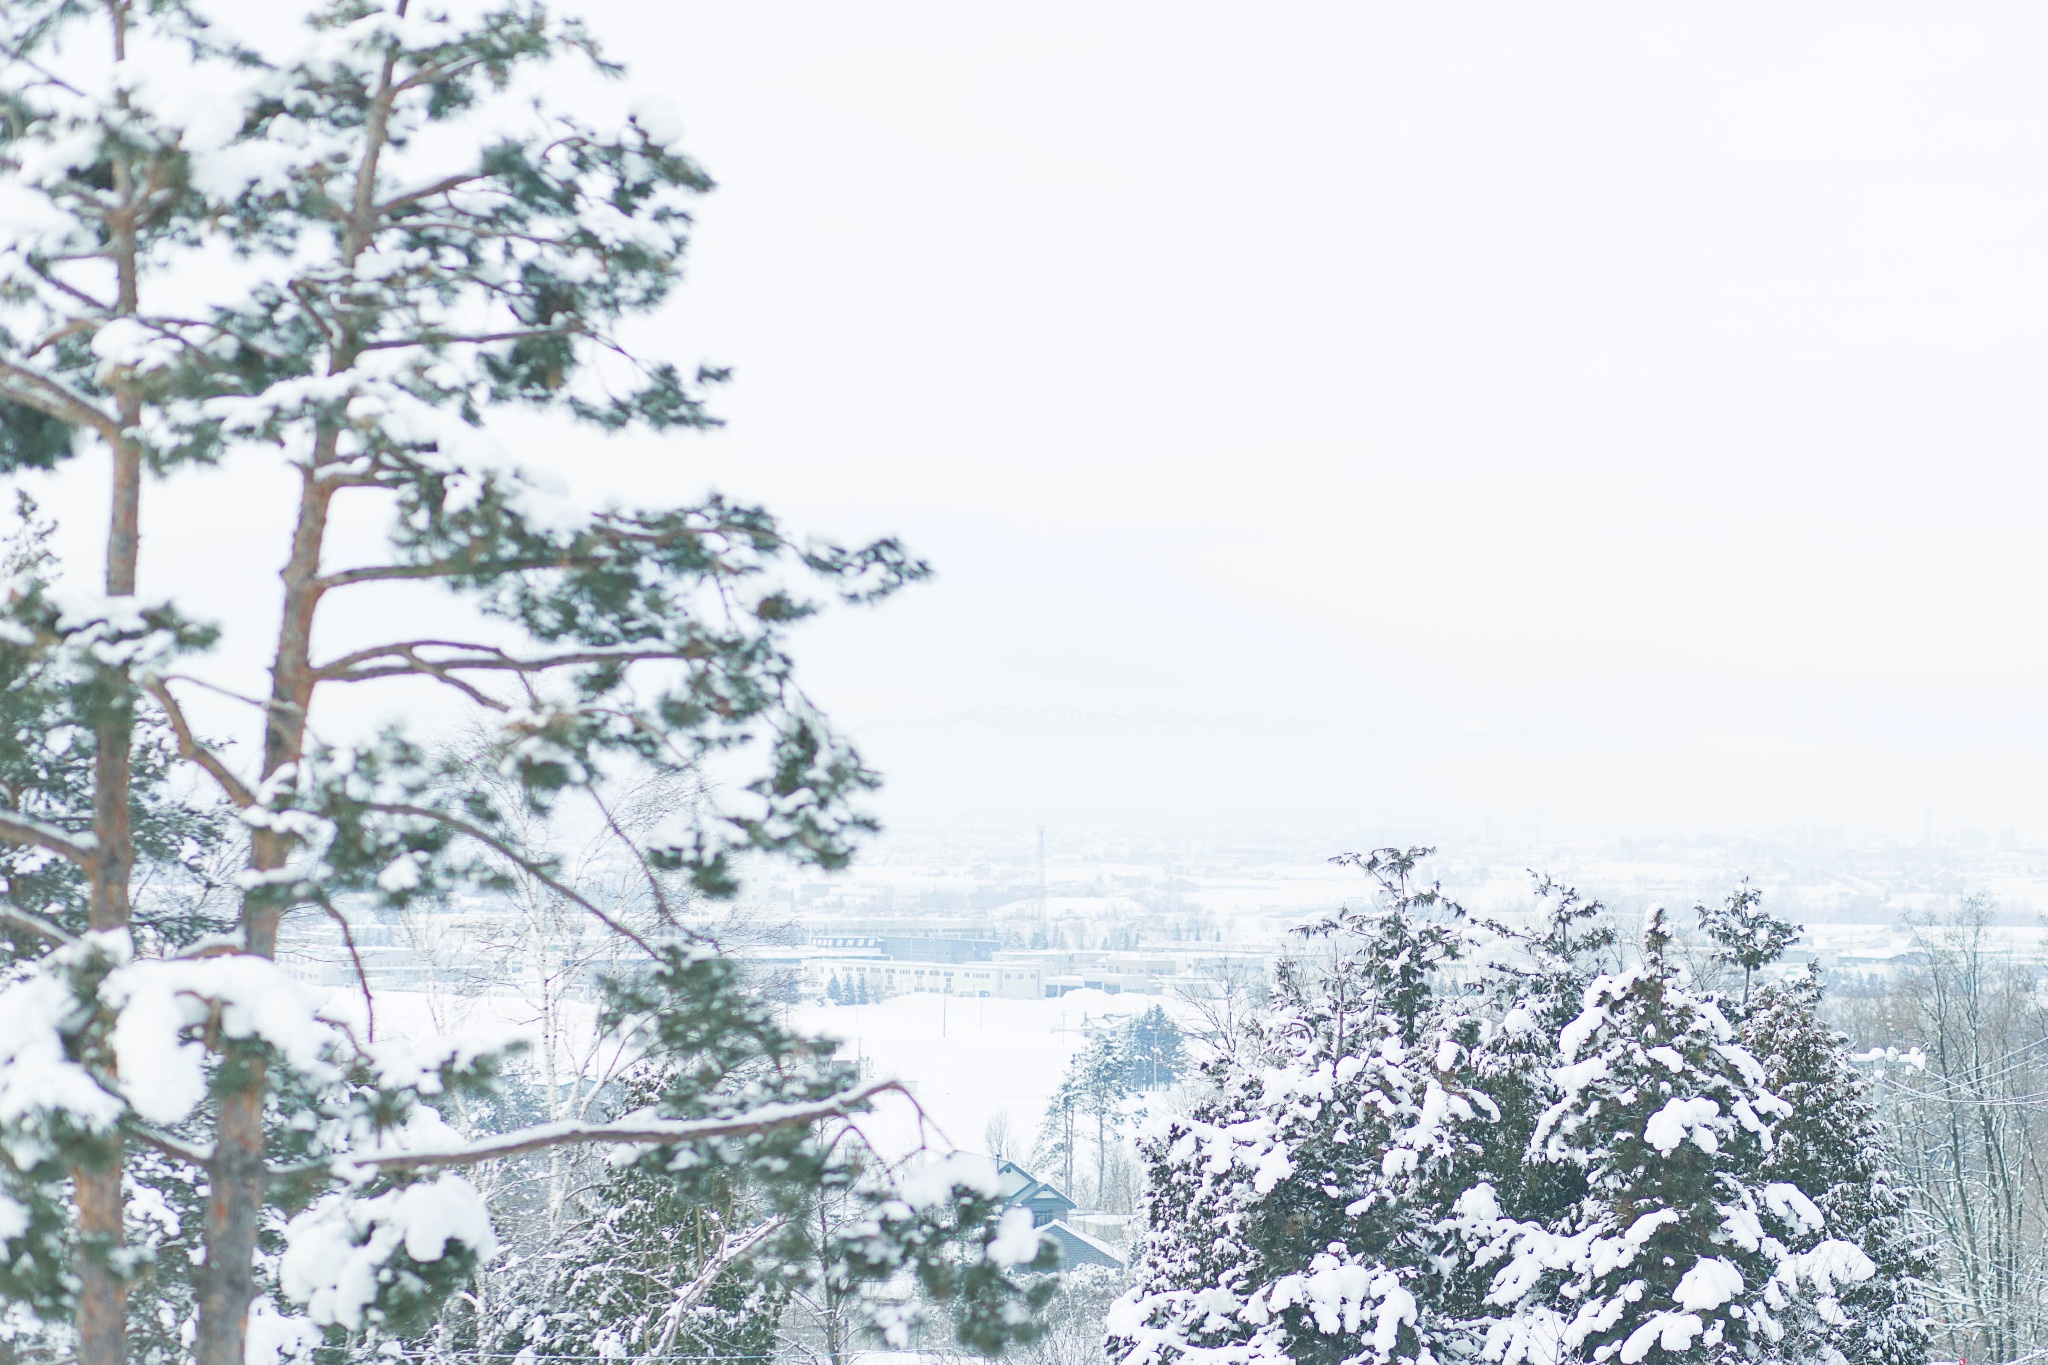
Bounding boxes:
47 3 2048 843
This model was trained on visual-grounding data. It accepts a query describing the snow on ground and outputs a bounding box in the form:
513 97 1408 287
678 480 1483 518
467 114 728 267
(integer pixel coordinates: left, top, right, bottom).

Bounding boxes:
796 989 1159 1161
309 983 1170 1167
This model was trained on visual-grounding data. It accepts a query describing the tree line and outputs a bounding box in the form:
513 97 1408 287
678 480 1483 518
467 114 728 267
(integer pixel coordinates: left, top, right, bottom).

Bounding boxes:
1110 850 1929 1365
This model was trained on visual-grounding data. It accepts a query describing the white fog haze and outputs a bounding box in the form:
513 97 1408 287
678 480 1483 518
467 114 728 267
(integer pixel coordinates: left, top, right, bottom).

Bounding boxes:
34 3 2048 838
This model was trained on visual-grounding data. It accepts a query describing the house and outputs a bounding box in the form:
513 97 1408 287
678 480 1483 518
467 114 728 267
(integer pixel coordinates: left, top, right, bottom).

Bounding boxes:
995 1159 1076 1227
1041 1220 1126 1270
993 1160 1126 1271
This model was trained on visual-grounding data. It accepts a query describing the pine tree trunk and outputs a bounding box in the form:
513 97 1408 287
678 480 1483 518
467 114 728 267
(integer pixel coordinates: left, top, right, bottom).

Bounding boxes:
195 469 333 1365
1096 1110 1108 1207
74 1165 128 1365
74 39 150 1348
195 1084 268 1365
1063 1104 1074 1194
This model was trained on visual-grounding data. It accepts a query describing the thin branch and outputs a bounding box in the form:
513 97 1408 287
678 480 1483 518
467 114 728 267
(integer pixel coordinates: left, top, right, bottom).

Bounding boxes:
391 51 491 96
308 545 606 590
321 645 511 710
316 896 377 1042
375 170 487 214
132 1126 213 1169
591 785 674 926
143 678 255 808
329 1079 908 1173
156 673 289 715
0 901 76 945
25 316 95 359
315 641 681 681
0 38 89 99
361 802 658 956
356 326 580 353
0 812 96 866
653 1217 788 1354
313 562 474 593
0 360 121 440
153 675 332 783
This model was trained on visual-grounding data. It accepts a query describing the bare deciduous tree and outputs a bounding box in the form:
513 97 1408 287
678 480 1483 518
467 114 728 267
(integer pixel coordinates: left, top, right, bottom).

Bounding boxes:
1845 899 2048 1365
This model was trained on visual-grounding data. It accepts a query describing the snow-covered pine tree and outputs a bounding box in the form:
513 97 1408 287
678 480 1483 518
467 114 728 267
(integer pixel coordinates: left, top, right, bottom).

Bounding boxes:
1124 1003 1188 1092
1109 849 1494 1365
1740 968 1931 1365
0 3 1052 1364
1694 883 1799 1015
476 1059 790 1363
1478 911 1877 1365
1038 1024 1137 1206
1435 877 1625 1335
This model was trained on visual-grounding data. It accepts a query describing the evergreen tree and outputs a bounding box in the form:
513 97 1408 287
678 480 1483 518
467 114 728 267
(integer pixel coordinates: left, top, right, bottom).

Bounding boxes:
1695 882 1800 1013
0 4 1052 1363
1124 1003 1188 1091
1110 849 1493 1365
1047 1027 1137 1203
1112 866 1926 1365
1740 969 1932 1365
827 973 846 1005
1447 876 1622 1331
1481 911 1874 1365
481 1063 790 1363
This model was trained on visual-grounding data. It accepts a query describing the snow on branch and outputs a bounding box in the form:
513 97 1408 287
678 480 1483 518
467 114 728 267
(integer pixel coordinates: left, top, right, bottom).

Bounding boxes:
0 810 96 866
0 902 76 945
335 1079 909 1173
651 1216 789 1355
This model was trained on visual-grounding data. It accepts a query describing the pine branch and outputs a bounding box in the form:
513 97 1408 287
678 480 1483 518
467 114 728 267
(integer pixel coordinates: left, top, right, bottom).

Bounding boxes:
374 170 489 215
359 801 659 955
0 901 76 945
313 894 377 1043
144 678 255 808
0 359 122 440
132 1127 214 1169
324 645 512 709
314 560 551 592
0 811 97 866
316 641 682 683
322 1080 907 1173
356 326 581 352
652 1216 789 1354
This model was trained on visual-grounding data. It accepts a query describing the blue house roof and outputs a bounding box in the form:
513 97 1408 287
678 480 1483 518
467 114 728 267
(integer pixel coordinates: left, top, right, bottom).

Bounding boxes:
1042 1220 1127 1270
995 1159 1076 1218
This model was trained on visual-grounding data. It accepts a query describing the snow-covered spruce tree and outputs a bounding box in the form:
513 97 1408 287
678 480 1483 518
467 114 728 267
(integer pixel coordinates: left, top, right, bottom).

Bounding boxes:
1108 848 1496 1365
1446 876 1625 1325
474 1059 790 1363
0 4 1053 1365
1740 968 1931 1365
1693 883 1799 1016
1477 911 1877 1365
1125 1003 1188 1092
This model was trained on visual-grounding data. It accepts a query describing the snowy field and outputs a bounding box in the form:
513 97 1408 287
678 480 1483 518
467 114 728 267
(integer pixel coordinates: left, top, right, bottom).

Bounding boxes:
795 989 1165 1160
311 983 1170 1165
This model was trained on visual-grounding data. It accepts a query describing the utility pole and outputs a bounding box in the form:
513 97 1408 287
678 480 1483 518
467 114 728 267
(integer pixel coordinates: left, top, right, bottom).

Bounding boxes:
1037 823 1048 918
